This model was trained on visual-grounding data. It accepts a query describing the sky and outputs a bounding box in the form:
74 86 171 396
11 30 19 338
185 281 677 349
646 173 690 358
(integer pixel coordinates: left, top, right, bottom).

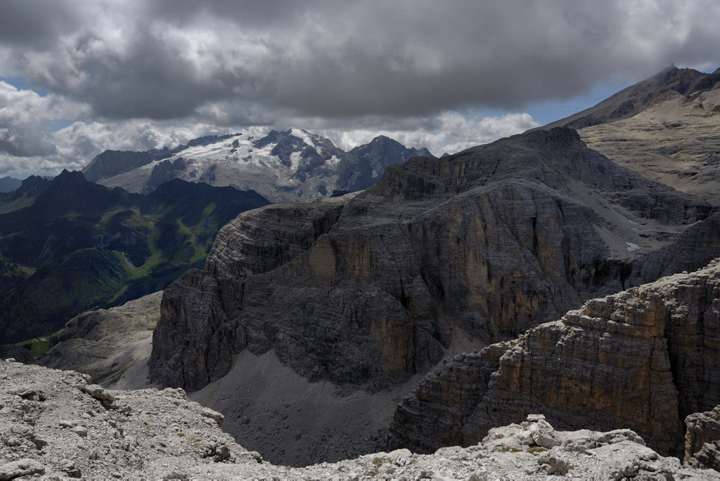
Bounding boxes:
0 0 719 178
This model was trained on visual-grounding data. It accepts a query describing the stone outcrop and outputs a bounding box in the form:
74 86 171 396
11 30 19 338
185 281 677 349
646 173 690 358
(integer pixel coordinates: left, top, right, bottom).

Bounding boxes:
150 198 348 391
0 359 257 480
2 359 718 480
390 259 720 457
41 291 162 388
686 406 720 471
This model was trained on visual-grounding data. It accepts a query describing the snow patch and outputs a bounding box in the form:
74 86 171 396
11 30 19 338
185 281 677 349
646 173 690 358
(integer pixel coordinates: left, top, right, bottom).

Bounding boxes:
626 242 640 252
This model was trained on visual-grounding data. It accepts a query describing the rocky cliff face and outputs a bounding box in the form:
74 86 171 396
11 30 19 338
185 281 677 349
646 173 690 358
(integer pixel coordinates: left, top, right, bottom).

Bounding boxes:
151 127 713 390
686 406 720 471
150 197 349 391
147 127 720 463
390 259 720 457
1 359 717 480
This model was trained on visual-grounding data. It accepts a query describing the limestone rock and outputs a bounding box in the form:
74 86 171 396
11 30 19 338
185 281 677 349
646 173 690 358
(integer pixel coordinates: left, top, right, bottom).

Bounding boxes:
150 198 347 391
686 406 720 470
2 360 718 480
151 127 714 392
80 384 116 408
41 291 162 389
0 459 44 480
390 259 720 457
0 360 249 480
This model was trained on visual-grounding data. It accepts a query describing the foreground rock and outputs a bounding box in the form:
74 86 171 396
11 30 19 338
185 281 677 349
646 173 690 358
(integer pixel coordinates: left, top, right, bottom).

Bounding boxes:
391 259 720 457
1 360 717 480
686 406 720 471
0 360 254 480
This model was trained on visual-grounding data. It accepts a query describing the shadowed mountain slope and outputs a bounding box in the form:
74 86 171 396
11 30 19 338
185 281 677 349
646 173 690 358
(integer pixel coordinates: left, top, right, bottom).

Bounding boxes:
0 171 267 344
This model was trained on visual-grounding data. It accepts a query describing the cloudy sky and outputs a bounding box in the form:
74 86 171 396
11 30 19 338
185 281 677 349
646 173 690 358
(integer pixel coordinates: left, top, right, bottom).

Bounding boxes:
0 0 718 178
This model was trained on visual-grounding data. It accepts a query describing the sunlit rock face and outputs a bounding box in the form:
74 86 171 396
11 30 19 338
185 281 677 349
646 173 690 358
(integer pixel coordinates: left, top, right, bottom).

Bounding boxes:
391 259 720 458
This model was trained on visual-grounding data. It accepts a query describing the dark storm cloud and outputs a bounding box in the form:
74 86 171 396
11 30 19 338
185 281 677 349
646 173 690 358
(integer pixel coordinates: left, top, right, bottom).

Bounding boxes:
145 0 326 27
0 128 56 157
43 29 234 120
0 0 81 48
1 0 719 121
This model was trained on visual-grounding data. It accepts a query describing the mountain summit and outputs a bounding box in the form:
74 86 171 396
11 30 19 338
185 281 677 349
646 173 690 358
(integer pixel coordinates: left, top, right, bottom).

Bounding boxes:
85 129 432 202
543 66 720 201
544 66 720 130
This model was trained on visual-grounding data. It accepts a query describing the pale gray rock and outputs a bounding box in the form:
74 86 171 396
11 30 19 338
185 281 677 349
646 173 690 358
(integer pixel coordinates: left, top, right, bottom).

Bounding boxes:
0 360 249 480
1 360 718 480
80 384 116 409
686 406 720 471
0 458 44 480
41 291 162 389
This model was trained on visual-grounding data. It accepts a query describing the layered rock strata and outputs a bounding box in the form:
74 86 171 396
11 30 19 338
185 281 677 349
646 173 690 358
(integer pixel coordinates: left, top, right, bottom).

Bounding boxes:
390 259 720 457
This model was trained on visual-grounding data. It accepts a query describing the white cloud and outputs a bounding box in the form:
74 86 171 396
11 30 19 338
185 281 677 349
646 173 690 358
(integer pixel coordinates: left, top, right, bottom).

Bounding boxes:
0 81 85 165
323 112 539 156
53 120 226 160
0 106 540 178
3 0 720 121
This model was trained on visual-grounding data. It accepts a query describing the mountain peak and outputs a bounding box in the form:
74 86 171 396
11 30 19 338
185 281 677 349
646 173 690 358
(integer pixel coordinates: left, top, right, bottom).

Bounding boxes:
13 175 49 197
86 128 431 202
542 65 720 131
525 126 581 145
369 134 397 144
53 169 87 186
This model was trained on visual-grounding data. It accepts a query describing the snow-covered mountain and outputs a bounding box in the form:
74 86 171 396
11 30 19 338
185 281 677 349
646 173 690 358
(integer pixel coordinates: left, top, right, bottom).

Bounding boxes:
86 128 432 202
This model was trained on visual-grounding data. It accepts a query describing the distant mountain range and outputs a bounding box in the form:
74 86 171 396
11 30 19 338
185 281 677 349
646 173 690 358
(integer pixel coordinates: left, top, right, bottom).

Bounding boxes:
0 171 268 344
0 176 22 193
85 129 432 202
